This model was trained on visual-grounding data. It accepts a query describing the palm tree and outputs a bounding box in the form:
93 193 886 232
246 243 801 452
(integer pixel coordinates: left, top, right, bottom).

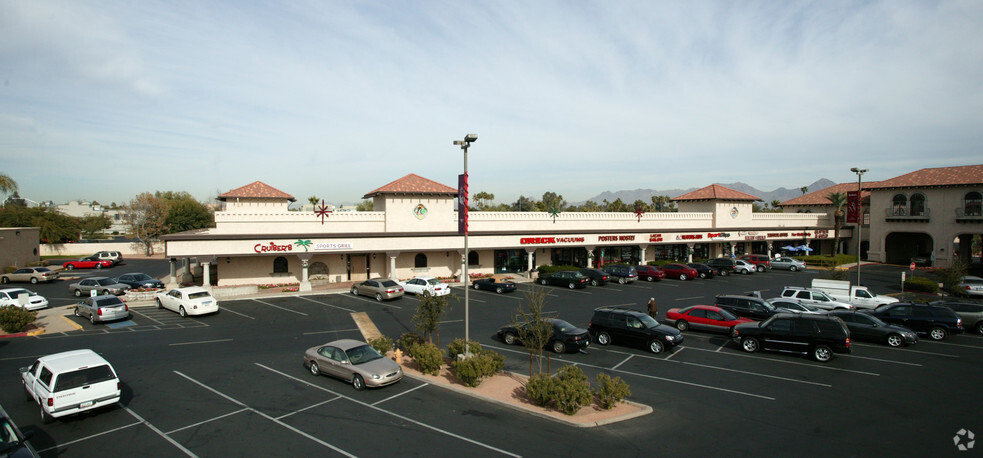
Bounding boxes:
307 196 320 206
0 173 17 197
800 186 808 195
826 192 847 254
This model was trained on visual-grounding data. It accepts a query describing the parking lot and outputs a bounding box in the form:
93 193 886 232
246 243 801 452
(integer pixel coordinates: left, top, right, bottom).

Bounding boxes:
2 263 982 456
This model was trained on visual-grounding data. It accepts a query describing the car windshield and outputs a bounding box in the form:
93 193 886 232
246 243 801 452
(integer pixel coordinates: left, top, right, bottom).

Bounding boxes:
425 278 440 285
95 278 117 286
6 289 32 296
760 300 777 311
552 319 577 332
36 267 51 272
863 313 888 326
381 280 399 287
719 308 739 320
188 291 212 300
97 297 124 307
638 314 660 328
132 274 153 281
345 344 384 365
0 418 20 453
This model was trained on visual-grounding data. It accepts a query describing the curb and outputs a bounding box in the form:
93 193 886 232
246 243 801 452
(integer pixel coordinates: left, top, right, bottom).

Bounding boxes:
59 314 83 331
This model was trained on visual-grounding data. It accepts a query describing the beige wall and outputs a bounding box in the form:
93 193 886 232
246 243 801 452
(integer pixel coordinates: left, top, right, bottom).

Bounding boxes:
41 241 163 257
0 228 40 268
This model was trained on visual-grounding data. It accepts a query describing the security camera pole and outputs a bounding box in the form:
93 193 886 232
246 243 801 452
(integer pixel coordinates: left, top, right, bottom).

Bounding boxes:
455 134 477 357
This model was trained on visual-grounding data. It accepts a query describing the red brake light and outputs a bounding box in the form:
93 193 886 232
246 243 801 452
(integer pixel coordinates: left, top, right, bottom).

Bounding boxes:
845 338 850 348
98 308 103 315
47 397 53 406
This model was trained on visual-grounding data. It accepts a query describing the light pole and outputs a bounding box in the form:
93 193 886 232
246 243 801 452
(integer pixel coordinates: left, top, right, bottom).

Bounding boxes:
851 167 868 286
454 134 477 357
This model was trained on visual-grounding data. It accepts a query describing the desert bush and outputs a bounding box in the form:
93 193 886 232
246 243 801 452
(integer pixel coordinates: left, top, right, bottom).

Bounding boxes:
409 342 443 376
552 365 593 415
934 263 969 296
446 338 484 358
3 266 15 274
0 305 37 333
451 351 505 387
397 332 424 354
594 373 632 409
904 276 938 293
368 335 394 355
525 373 554 407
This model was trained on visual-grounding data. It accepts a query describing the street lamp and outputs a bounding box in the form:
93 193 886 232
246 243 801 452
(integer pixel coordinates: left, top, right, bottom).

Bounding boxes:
454 134 477 357
851 167 868 286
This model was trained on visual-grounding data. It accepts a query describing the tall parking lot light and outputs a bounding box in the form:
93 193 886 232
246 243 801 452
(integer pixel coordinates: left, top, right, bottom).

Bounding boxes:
454 134 477 356
851 168 868 286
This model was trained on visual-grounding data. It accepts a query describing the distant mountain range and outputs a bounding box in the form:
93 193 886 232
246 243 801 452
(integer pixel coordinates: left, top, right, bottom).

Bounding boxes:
579 179 837 206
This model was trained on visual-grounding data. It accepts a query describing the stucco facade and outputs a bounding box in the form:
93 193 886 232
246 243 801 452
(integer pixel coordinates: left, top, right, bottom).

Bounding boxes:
0 227 41 269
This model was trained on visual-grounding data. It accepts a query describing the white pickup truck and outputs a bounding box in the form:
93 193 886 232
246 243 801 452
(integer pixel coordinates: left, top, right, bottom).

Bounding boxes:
21 349 121 423
811 279 900 309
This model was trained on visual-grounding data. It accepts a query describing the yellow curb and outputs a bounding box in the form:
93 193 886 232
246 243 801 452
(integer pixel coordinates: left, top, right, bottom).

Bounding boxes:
350 312 382 341
59 315 84 331
27 328 46 336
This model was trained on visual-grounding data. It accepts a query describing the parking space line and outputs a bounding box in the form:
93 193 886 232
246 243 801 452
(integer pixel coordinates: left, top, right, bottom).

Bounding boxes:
130 309 167 325
174 370 356 457
372 382 429 406
36 418 143 453
218 307 255 320
682 346 880 376
276 397 342 420
298 296 356 312
252 299 309 316
664 348 683 360
611 355 634 370
676 296 704 301
347 295 405 308
923 340 982 349
169 338 234 346
839 354 922 366
123 406 198 457
167 408 250 434
302 326 363 336
255 363 521 457
852 342 958 358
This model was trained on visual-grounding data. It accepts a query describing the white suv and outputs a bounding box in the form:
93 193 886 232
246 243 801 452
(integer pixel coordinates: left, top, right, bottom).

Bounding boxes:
21 349 121 423
779 287 854 310
94 251 123 265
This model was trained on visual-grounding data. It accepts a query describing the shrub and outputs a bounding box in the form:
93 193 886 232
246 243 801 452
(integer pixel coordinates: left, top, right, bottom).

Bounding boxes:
525 373 554 407
934 263 969 296
3 266 15 274
409 342 443 376
397 332 424 354
368 335 394 355
446 338 483 358
451 352 504 387
594 373 632 409
0 305 38 333
904 276 939 293
551 365 593 415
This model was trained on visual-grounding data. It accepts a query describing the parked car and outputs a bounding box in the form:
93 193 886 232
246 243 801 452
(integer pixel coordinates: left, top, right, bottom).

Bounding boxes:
498 318 591 353
0 266 59 284
588 306 683 354
113 273 165 289
733 259 756 274
779 287 854 310
862 302 964 340
769 298 823 315
155 286 219 317
68 277 129 297
538 271 589 289
472 275 517 294
704 258 737 276
686 263 715 279
665 305 752 333
731 313 852 362
62 256 113 270
660 263 699 280
634 265 665 282
828 310 918 347
956 276 983 297
0 401 39 456
715 295 781 321
21 349 121 423
578 268 610 286
0 288 48 311
929 300 983 335
741 254 772 272
74 295 130 324
770 257 807 272
351 278 404 301
398 276 450 296
304 339 403 390
910 256 932 267
93 251 124 266
602 265 637 284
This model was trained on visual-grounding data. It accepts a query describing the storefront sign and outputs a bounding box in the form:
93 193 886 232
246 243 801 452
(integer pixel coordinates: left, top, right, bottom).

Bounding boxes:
315 242 354 251
598 235 635 242
676 234 703 240
814 230 829 239
649 234 663 242
767 232 788 237
519 237 585 245
745 236 766 241
254 242 293 253
706 232 731 239
791 232 810 237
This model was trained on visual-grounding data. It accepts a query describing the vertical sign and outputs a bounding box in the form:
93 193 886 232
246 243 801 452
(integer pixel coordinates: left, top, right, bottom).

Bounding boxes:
458 173 468 234
846 191 859 223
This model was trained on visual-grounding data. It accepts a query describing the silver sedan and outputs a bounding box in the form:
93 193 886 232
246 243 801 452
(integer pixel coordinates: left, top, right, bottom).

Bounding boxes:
770 257 807 271
304 339 403 390
68 277 130 297
350 278 404 301
74 295 130 324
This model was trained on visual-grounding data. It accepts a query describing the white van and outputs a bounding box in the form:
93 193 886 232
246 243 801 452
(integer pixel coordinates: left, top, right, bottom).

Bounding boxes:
21 349 121 423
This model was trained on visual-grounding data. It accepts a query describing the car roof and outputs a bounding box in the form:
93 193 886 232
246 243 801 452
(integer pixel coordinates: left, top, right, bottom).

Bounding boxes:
176 286 209 294
324 339 367 350
412 276 438 281
36 349 112 373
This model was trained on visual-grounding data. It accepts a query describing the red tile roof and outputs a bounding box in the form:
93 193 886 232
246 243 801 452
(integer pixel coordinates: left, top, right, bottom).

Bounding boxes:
866 165 983 190
673 184 760 202
363 174 458 198
779 182 878 206
219 181 296 202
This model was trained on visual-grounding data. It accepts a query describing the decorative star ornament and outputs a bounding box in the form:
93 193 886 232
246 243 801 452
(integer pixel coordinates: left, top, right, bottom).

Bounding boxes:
548 203 561 223
634 206 645 222
314 199 333 224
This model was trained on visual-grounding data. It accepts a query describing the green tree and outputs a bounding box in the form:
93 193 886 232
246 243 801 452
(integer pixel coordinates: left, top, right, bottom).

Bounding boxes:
512 286 554 376
356 199 374 211
307 196 320 206
79 214 112 239
165 198 213 233
473 191 495 210
825 191 847 254
412 293 451 347
125 192 169 255
771 199 782 210
578 200 601 212
801 186 809 195
604 198 629 212
0 173 17 197
650 195 676 212
540 192 566 212
512 196 537 212
632 199 651 212
0 206 79 243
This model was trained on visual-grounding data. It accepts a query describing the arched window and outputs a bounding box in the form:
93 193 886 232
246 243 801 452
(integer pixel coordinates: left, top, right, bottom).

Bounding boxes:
966 191 982 217
414 253 428 268
273 256 288 273
909 193 926 216
310 261 328 276
892 194 907 216
468 251 479 266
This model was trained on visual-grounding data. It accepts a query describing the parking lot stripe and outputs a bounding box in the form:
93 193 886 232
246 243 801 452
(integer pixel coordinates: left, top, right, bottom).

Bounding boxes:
922 340 982 349
276 397 342 420
298 296 356 312
851 342 958 358
123 406 198 457
348 294 404 308
169 338 234 346
255 363 521 457
251 298 309 316
664 348 683 360
218 306 256 320
302 326 363 336
174 371 356 457
610 355 634 370
372 382 429 406
131 309 166 325
675 296 704 301
167 408 250 434
36 418 143 453
682 346 881 376
839 354 922 366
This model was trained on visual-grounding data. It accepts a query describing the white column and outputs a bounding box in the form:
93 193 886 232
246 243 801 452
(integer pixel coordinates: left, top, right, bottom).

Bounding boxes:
686 243 695 263
526 249 535 273
299 256 312 292
201 262 211 289
388 251 399 280
639 245 648 264
167 258 177 288
585 246 596 268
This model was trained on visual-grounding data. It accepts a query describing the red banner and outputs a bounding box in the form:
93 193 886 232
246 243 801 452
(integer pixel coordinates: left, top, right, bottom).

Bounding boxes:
846 191 859 223
458 173 468 234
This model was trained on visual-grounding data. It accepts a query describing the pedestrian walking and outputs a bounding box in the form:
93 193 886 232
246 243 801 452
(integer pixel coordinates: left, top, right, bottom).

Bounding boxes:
647 297 658 319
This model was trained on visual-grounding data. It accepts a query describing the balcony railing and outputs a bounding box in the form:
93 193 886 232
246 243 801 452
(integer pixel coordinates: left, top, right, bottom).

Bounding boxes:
884 207 930 220
955 207 983 221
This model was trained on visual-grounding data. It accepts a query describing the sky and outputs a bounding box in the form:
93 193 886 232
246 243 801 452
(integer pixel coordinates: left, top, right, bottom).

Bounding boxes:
2 1 982 207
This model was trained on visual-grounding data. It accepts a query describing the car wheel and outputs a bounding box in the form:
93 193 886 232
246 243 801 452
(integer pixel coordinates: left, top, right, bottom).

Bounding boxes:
812 344 832 362
0 277 7 284
619 277 626 285
678 274 687 281
976 322 983 335
886 334 903 347
40 404 53 424
473 283 480 289
591 279 599 286
720 269 729 277
351 287 358 296
74 307 81 317
504 332 516 345
742 269 750 275
66 264 74 270
99 290 108 296
74 289 82 297
741 337 760 353
156 298 163 309
375 293 383 302
756 265 765 272
309 361 319 376
646 276 653 282
552 341 566 353
596 332 611 345
568 283 575 289
352 374 365 391
929 326 947 341
539 279 547 285
495 287 503 294
648 339 665 354
96 264 103 270
90 313 96 324
676 320 689 331
179 306 187 317
789 266 798 272
699 272 707 279
30 277 39 284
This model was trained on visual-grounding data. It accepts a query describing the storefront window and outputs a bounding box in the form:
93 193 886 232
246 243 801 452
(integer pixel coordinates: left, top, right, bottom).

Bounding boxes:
414 253 427 268
273 256 288 273
468 251 479 267
550 247 589 267
495 249 530 273
598 246 640 266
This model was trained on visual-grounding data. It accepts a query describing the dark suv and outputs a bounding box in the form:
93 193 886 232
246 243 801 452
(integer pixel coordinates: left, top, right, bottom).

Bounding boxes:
715 295 780 320
862 302 964 340
704 258 736 276
602 265 637 284
740 254 771 272
731 313 852 362
588 306 683 354
578 268 610 286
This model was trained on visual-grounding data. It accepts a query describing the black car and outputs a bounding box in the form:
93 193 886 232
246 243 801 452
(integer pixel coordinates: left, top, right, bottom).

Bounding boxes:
537 271 589 289
578 268 610 286
828 310 918 347
704 258 736 276
862 302 964 340
687 263 715 279
588 306 683 354
0 402 39 457
731 313 852 362
472 277 517 294
602 265 637 284
498 318 591 354
715 295 781 321
113 273 165 289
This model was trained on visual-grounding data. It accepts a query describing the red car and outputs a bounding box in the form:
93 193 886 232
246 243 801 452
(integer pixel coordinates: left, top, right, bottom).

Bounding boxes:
62 256 114 270
660 263 699 280
634 265 665 282
666 305 753 333
740 254 772 272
